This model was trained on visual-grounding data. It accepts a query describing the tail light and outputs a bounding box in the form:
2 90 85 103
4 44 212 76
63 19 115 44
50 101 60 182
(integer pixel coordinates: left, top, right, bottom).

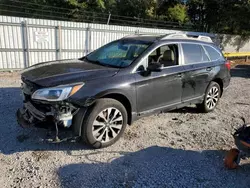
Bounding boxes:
225 60 231 70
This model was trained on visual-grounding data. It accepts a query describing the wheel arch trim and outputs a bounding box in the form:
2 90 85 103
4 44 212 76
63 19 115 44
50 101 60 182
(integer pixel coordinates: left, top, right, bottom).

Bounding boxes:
72 91 135 136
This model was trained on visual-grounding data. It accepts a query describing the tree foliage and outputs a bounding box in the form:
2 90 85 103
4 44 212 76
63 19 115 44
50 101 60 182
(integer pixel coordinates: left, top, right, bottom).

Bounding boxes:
0 0 250 35
186 0 250 35
167 4 189 24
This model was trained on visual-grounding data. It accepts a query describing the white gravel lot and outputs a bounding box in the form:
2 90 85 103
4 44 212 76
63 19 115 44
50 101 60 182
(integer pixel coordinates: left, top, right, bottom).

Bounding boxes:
0 64 250 188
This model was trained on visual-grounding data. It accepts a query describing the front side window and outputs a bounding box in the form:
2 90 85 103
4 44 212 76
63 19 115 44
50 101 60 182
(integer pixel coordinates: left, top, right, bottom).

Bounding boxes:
204 45 222 61
148 44 179 67
182 43 209 64
85 40 151 68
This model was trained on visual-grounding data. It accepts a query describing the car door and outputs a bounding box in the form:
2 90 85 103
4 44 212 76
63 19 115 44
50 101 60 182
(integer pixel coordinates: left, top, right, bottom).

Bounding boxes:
181 43 213 101
134 43 185 113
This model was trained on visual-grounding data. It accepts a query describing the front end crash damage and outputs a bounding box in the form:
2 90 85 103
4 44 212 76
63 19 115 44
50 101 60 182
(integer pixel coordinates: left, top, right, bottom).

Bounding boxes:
16 78 95 141
16 98 82 142
16 100 77 129
16 78 85 130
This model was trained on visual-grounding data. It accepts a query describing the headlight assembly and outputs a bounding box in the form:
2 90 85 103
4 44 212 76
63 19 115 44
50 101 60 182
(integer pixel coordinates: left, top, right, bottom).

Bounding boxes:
31 83 84 101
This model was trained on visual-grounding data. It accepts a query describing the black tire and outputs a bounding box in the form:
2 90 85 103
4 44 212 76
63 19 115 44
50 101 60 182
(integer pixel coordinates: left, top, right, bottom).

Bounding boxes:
81 98 127 148
198 81 221 113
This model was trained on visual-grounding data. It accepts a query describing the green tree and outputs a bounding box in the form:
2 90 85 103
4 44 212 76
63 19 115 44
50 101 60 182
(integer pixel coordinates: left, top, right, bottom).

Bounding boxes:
186 0 206 31
187 0 250 34
1 0 250 35
116 0 157 19
219 0 250 35
167 4 189 23
157 0 182 13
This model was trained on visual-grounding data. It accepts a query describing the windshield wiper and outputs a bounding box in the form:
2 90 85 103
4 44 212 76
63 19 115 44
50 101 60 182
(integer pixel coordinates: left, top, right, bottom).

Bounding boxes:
84 57 120 68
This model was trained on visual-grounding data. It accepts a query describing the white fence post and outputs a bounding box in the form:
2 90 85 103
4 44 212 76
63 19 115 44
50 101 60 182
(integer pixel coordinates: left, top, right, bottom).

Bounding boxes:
89 26 92 54
55 25 62 60
21 21 30 67
85 26 91 55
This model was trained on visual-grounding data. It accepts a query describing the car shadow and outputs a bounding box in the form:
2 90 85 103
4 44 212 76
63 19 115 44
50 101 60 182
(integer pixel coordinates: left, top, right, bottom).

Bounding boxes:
0 87 89 155
57 145 250 188
168 106 200 114
231 65 250 78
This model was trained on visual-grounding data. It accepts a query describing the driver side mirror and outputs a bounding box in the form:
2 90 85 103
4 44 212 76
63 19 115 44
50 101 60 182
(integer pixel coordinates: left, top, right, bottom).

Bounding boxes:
147 63 163 72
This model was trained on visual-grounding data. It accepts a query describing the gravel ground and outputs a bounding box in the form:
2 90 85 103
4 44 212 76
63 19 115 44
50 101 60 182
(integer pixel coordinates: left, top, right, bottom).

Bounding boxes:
0 64 250 188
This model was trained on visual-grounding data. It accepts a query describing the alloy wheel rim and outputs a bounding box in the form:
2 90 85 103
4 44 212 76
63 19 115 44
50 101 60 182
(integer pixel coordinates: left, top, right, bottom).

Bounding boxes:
206 86 219 109
92 107 123 143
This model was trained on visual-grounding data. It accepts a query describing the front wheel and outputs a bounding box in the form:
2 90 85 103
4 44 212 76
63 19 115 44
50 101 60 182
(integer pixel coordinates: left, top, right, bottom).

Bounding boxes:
198 81 221 113
81 98 127 148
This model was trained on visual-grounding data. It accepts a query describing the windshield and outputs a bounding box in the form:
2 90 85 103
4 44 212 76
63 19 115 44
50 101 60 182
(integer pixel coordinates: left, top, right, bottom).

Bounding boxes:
85 40 151 68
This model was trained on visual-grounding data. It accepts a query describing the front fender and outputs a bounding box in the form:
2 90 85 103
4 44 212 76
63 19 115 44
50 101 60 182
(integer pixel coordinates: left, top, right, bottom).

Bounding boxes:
72 108 88 136
71 89 135 136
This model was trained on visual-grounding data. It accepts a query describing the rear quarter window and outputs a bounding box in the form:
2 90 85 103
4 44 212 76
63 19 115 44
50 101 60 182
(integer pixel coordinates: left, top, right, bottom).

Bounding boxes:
203 45 222 61
182 43 209 64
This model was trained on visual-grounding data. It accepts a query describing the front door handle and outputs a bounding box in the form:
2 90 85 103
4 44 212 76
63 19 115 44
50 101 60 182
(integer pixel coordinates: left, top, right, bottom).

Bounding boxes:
206 67 212 71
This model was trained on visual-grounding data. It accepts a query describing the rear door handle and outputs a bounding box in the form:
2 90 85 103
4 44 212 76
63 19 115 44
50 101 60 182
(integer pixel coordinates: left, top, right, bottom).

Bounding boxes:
206 67 212 71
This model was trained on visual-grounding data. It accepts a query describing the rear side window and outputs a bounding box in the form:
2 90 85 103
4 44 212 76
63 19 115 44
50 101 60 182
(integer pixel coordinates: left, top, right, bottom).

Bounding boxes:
201 47 210 62
204 45 222 61
182 43 209 64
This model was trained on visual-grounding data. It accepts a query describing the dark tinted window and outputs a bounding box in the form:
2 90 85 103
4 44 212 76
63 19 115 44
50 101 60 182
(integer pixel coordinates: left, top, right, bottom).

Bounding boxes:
204 45 221 61
182 44 208 64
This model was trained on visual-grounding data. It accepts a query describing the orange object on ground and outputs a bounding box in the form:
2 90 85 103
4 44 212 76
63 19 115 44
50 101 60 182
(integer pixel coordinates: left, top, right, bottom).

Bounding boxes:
224 148 240 169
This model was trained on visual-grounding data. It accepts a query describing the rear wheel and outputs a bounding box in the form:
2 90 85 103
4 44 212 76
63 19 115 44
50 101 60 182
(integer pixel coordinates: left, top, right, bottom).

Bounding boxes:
81 98 127 148
198 81 221 113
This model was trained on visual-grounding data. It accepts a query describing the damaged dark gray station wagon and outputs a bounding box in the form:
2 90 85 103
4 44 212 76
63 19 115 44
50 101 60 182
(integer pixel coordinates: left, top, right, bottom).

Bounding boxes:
17 33 231 148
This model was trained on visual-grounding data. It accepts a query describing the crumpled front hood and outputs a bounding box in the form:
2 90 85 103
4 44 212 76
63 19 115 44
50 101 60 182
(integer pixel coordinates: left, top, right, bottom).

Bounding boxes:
21 59 119 87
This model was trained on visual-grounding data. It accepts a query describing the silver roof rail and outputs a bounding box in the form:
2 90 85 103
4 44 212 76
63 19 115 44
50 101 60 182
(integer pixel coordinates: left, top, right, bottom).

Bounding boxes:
161 32 213 43
122 34 159 39
197 35 213 43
